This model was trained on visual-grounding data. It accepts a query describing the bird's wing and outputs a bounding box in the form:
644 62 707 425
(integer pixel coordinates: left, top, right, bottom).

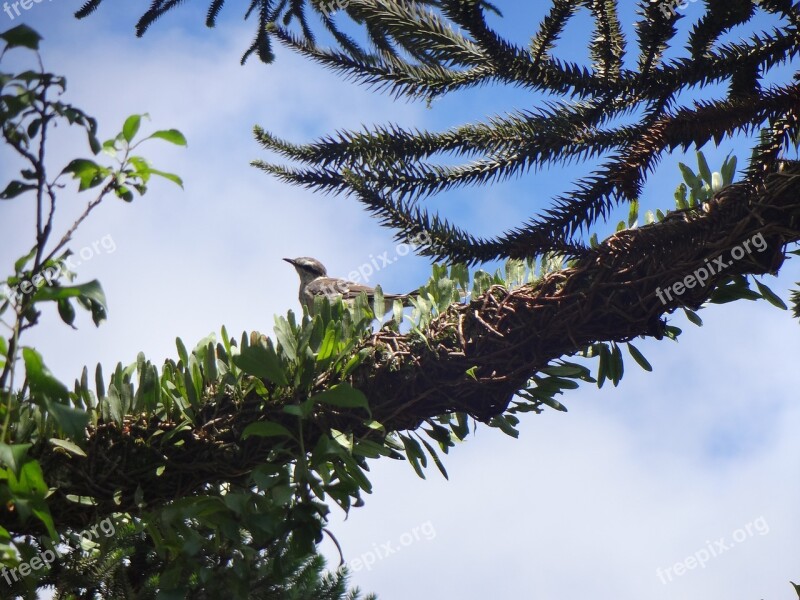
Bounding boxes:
308 278 411 302
307 277 367 299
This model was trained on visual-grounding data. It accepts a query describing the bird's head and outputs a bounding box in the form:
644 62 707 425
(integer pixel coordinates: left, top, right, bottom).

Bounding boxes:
283 257 328 284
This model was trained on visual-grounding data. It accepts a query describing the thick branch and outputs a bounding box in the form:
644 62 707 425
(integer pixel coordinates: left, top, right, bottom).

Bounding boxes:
8 163 800 536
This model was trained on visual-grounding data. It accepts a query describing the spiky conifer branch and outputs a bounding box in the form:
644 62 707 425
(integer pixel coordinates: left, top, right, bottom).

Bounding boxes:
246 2 800 263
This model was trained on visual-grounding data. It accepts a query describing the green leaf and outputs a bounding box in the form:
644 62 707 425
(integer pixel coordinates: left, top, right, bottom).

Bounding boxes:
106 384 124 425
309 383 369 411
393 298 404 326
538 396 568 412
8 460 57 538
0 443 32 477
273 317 298 361
683 308 703 326
488 415 519 438
419 437 448 479
451 412 469 440
353 438 395 459
202 341 217 383
696 151 712 185
61 158 107 191
626 343 653 372
283 405 306 418
721 154 738 185
331 428 353 452
232 343 288 386
540 364 586 378
44 400 90 440
674 183 688 210
31 499 58 539
0 24 42 50
57 298 76 326
114 184 134 202
542 376 579 390
341 348 368 379
400 434 426 479
597 343 610 388
372 284 384 319
7 458 47 498
33 280 107 311
316 324 339 365
708 280 761 303
176 337 189 366
628 199 639 228
242 422 294 440
74 295 107 327
147 129 187 146
23 347 69 403
678 163 700 190
504 259 525 287
271 484 293 506
150 168 183 188
13 247 36 274
755 280 787 309
0 180 36 199
611 343 624 385
49 438 87 457
87 128 102 155
122 114 143 143
95 363 105 399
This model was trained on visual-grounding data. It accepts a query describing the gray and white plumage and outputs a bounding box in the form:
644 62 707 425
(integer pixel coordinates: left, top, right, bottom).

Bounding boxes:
283 257 413 314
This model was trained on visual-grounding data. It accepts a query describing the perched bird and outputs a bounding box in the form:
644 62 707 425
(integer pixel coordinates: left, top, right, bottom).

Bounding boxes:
283 256 414 314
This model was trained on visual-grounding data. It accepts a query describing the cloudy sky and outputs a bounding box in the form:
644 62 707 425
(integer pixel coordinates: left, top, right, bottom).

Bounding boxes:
1 2 798 599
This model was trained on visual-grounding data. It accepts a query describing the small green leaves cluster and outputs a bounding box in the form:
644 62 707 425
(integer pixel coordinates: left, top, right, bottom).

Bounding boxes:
63 112 186 202
674 151 737 210
599 150 736 239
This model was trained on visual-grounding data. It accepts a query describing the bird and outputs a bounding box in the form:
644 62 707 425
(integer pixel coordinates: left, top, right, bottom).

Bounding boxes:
283 256 414 315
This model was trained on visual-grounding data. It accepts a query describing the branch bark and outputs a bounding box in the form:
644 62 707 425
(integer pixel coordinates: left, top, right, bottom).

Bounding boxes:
8 163 800 536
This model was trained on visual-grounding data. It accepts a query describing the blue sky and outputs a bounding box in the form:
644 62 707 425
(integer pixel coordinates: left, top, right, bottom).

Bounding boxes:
1 3 799 599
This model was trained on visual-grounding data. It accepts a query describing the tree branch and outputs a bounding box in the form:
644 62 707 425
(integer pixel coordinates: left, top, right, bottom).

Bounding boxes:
7 161 800 536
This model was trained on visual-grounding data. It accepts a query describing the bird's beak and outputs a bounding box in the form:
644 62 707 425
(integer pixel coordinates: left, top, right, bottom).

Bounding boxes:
283 258 295 266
